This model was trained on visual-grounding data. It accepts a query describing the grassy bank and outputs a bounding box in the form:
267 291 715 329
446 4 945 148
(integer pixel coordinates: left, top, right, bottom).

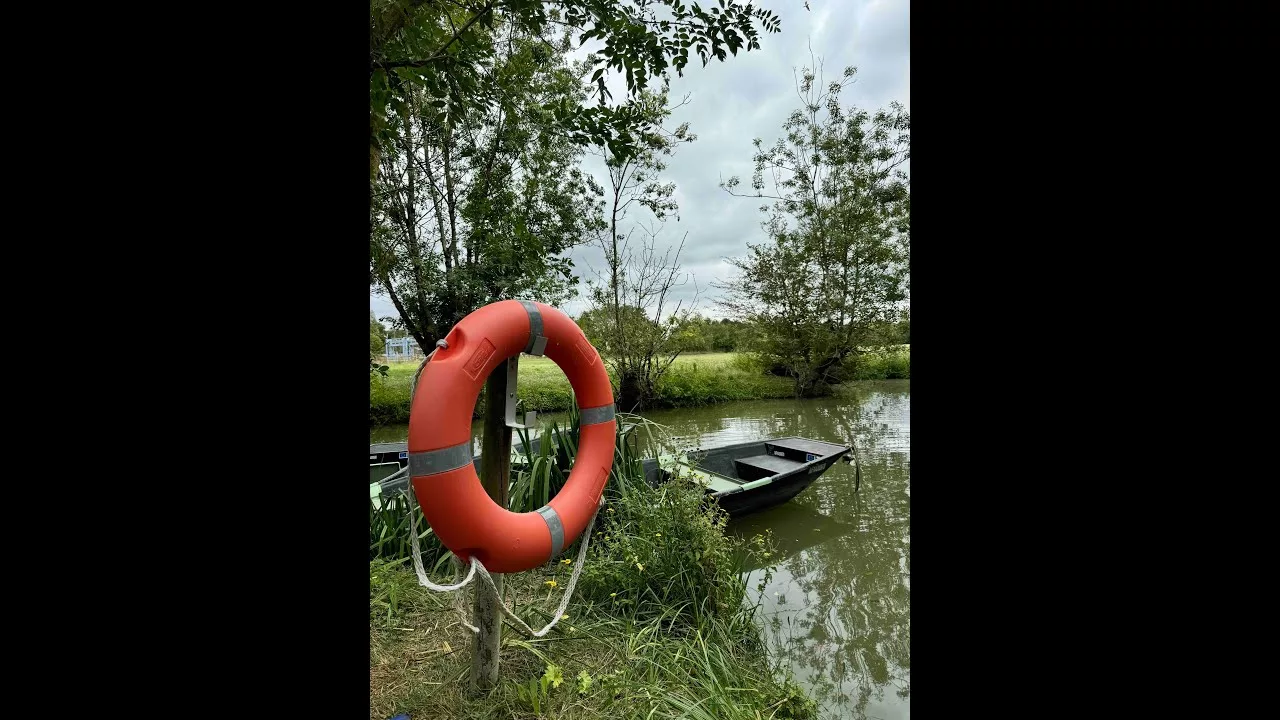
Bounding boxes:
370 414 816 719
371 557 813 720
370 349 909 424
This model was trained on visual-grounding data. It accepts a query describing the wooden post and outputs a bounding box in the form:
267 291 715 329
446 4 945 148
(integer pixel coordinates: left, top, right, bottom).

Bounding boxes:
471 357 513 691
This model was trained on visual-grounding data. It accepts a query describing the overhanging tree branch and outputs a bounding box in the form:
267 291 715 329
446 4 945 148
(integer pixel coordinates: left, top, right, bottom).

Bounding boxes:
372 0 498 72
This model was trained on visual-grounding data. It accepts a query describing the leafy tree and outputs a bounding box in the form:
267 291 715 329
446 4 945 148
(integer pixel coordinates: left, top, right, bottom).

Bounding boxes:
370 0 782 182
577 305 661 350
719 65 910 396
711 318 754 352
670 316 711 353
369 0 782 371
371 24 606 349
668 314 752 352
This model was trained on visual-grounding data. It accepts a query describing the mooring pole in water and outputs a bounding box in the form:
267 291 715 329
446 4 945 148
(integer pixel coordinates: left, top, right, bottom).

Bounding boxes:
471 357 513 691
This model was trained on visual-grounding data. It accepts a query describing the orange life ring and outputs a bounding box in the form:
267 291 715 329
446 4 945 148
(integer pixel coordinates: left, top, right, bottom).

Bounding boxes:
408 300 616 573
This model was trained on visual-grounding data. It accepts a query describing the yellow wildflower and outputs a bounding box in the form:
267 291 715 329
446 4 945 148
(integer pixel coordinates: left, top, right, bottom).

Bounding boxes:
609 592 617 597
562 614 569 620
545 580 558 588
636 562 645 572
561 559 572 565
654 533 662 537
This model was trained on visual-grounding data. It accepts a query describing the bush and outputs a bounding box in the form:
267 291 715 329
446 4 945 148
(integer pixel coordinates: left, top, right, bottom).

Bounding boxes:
848 348 911 380
759 348 912 386
728 352 766 373
578 477 749 626
655 358 795 406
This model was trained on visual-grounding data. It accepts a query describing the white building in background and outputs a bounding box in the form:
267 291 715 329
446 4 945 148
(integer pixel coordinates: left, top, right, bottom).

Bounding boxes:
384 337 422 359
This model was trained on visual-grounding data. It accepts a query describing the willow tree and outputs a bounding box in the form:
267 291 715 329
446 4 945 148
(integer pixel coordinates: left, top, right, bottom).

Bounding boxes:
720 65 910 396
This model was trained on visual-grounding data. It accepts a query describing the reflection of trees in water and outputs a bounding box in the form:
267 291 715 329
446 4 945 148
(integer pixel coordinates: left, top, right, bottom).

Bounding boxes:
731 503 857 572
638 384 911 456
770 460 910 717
754 385 911 719
642 400 803 453
635 384 911 719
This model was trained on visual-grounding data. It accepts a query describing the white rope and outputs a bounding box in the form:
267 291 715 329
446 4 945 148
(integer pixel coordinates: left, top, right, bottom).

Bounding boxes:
402 340 483 633
404 478 605 636
407 488 482 632
407 496 478 591
472 495 603 638
397 337 604 637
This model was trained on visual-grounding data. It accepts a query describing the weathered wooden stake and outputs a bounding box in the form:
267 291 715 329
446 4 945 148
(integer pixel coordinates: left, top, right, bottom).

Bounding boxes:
471 357 513 691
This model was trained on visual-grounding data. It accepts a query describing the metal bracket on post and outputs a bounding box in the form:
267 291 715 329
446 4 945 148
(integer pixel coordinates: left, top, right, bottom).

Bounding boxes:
506 300 547 430
504 355 537 430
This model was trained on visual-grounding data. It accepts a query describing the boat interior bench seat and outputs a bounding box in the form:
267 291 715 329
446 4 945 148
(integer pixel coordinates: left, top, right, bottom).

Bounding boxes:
733 454 806 482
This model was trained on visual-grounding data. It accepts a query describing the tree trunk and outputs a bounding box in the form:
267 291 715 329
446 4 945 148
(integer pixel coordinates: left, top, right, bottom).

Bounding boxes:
381 277 433 351
610 175 624 376
399 109 433 334
442 116 460 266
421 140 452 271
811 351 849 390
617 371 645 413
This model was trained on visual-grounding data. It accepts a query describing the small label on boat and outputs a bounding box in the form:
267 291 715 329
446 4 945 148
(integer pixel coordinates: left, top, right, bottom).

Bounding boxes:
774 451 785 457
399 451 408 459
806 453 817 462
369 455 377 461
809 465 822 474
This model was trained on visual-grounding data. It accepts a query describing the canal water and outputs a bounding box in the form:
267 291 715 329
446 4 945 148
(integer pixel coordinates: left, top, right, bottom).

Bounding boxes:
370 380 911 720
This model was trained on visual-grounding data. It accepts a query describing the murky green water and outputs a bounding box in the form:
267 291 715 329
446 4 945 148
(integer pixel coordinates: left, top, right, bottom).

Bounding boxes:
369 380 910 719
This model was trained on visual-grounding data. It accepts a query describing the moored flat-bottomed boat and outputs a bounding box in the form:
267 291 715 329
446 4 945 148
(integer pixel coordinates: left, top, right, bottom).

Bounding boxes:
371 434 853 516
640 436 853 516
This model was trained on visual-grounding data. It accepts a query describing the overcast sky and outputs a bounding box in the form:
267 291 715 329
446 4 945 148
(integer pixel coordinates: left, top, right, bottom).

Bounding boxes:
371 0 909 323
